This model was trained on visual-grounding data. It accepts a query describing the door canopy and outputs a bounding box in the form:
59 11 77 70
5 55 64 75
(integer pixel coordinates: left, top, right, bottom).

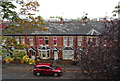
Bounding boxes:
52 47 59 52
62 46 74 50
38 46 50 50
28 47 36 53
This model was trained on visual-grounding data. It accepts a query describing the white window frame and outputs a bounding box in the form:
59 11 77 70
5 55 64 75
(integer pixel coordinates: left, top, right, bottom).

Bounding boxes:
53 37 57 46
78 36 82 46
63 50 74 60
15 36 20 44
29 37 33 46
40 50 50 59
69 37 73 46
2 38 6 46
63 37 68 46
38 37 43 45
41 50 47 59
87 36 98 46
44 37 49 45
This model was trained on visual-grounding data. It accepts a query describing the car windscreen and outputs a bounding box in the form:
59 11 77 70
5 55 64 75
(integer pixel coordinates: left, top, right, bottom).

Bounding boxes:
50 64 56 70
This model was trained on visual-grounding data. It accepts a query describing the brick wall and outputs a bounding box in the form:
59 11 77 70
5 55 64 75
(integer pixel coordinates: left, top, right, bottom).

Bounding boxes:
10 35 102 60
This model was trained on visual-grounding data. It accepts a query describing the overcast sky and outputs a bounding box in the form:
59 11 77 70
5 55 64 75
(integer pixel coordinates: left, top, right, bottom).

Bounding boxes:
35 0 119 19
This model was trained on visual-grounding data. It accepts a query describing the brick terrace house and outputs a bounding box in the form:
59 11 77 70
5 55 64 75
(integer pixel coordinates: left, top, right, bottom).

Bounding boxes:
2 19 104 60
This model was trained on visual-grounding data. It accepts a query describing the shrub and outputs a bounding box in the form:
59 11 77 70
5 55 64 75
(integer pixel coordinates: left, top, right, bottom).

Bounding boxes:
3 56 14 63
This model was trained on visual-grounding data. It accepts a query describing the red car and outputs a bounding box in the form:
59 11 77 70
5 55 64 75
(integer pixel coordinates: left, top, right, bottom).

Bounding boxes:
33 63 62 76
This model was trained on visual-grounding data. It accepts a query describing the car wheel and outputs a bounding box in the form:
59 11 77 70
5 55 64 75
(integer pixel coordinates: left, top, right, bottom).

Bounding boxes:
53 73 58 77
36 72 41 76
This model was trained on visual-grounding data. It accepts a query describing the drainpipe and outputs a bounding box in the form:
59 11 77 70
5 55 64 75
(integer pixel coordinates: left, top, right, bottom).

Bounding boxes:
34 36 37 57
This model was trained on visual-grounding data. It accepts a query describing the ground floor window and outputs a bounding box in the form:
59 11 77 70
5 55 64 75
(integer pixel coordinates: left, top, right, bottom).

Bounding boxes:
41 51 46 58
41 50 50 59
63 50 74 60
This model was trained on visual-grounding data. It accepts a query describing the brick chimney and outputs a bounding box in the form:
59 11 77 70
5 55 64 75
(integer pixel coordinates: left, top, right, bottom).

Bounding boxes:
60 17 63 25
82 16 87 25
103 18 108 22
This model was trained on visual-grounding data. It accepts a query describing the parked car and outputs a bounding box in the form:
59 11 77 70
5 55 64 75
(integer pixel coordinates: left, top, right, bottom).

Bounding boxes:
33 63 62 77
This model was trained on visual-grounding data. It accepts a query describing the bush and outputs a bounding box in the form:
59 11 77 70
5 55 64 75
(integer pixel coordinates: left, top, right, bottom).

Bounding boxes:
22 55 35 64
27 58 35 65
13 51 26 60
3 56 14 63
2 50 35 65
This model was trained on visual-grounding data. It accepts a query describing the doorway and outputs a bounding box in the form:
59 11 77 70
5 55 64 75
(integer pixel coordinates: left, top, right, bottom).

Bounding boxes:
54 51 58 60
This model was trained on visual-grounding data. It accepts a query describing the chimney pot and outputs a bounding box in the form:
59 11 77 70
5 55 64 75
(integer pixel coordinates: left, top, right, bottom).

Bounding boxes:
60 17 63 25
82 16 87 25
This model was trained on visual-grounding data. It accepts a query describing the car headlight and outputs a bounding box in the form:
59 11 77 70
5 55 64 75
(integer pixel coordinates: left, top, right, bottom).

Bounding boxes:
58 71 61 72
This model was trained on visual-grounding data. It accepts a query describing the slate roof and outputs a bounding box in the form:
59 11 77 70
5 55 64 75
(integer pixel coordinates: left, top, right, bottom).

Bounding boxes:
3 21 104 36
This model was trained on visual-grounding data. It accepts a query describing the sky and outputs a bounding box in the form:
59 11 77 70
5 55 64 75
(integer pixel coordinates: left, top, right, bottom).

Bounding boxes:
35 0 120 19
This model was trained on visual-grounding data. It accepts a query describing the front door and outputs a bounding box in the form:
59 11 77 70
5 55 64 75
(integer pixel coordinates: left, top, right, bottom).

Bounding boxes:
30 50 35 59
54 51 58 60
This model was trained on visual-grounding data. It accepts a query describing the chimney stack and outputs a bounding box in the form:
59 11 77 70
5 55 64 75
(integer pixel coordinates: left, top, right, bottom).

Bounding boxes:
60 17 63 25
103 18 108 22
82 16 87 25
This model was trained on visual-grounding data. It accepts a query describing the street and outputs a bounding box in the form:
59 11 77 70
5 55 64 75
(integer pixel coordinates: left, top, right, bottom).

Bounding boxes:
2 63 111 79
